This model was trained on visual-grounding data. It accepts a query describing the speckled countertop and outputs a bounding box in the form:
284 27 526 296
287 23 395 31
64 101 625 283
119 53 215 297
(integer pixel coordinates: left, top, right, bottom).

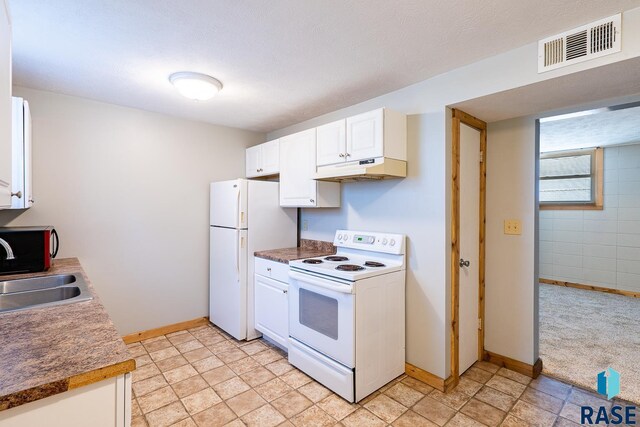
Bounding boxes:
0 258 135 411
254 239 335 264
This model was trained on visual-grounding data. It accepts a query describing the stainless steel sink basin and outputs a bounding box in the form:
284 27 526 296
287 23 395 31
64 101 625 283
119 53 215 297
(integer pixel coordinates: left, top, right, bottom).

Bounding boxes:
0 274 92 314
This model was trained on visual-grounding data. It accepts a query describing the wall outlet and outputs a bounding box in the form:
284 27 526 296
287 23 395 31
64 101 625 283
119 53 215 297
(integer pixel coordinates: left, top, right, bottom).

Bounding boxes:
302 220 309 231
504 219 522 235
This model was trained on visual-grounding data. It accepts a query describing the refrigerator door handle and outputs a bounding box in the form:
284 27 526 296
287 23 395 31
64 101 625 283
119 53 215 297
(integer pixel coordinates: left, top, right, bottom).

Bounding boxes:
236 187 242 228
235 232 240 279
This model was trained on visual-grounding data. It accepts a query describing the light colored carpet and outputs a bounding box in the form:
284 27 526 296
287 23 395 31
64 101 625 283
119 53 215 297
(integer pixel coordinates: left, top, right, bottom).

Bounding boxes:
539 283 640 404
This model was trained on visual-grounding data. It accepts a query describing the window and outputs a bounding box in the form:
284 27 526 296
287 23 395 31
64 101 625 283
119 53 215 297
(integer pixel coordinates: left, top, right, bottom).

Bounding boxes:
539 148 603 210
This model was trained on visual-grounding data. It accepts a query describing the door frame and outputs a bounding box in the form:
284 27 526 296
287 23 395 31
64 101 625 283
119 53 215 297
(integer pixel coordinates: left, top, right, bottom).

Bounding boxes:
451 108 487 383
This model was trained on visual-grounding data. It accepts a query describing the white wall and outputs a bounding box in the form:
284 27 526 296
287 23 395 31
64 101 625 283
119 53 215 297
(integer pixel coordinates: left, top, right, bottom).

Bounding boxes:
268 6 640 379
485 117 539 364
540 142 640 293
0 87 264 335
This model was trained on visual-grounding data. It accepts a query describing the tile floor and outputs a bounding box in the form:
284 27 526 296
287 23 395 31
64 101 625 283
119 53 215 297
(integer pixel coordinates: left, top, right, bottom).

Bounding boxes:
127 324 628 427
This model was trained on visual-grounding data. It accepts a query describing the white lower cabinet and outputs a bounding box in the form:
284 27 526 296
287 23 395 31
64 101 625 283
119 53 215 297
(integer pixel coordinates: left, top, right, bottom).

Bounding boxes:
254 260 289 350
0 373 132 427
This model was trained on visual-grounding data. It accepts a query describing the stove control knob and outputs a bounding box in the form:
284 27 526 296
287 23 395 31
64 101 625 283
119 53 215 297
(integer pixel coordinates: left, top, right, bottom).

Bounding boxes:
343 234 349 241
390 239 396 246
382 238 388 245
337 234 343 241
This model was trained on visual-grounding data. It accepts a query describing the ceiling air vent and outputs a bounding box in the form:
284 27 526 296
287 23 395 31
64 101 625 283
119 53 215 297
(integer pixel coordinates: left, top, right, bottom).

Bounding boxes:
538 13 621 73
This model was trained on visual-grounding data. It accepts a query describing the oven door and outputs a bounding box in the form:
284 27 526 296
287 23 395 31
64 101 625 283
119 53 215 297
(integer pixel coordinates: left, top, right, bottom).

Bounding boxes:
289 270 355 367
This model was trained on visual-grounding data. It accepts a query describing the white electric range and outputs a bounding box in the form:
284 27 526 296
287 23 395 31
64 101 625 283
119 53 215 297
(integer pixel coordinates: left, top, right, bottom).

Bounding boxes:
288 230 406 402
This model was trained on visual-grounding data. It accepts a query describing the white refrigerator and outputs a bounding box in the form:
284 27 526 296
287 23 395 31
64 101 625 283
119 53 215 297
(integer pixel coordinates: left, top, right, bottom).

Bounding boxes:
210 179 297 340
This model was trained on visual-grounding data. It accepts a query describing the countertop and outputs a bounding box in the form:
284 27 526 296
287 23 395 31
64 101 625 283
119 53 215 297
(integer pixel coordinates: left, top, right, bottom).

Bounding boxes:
0 258 135 411
254 239 335 264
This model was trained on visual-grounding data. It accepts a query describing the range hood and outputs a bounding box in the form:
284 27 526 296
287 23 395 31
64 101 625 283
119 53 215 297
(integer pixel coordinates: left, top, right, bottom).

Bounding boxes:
315 157 407 182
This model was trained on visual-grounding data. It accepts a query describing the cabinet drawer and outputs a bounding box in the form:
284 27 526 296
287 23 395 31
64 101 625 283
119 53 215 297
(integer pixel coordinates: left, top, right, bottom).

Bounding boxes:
255 257 290 283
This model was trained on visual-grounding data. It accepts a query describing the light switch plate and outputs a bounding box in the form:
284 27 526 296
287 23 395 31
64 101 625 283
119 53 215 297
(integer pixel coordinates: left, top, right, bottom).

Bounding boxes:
504 219 522 235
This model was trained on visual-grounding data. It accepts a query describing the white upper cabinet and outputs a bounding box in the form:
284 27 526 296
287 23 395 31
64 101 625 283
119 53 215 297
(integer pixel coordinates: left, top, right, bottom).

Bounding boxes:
346 109 384 161
280 129 340 208
0 1 12 209
246 139 279 178
316 119 346 166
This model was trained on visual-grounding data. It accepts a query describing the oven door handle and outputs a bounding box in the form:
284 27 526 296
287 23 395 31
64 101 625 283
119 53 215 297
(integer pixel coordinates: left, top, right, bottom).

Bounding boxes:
289 271 353 294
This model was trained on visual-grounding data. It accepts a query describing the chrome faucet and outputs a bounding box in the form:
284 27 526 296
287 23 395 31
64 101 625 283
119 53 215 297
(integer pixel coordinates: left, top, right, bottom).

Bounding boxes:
0 238 15 260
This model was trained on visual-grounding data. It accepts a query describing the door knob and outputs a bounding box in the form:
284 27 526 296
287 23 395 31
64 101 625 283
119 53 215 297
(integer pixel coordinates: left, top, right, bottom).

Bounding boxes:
339 153 345 158
459 259 470 268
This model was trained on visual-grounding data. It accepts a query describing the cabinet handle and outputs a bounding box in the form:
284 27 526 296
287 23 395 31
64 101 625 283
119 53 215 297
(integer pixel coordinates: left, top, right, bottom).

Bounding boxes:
266 267 271 272
345 153 351 157
339 153 345 158
11 191 22 199
310 199 315 203
256 168 259 172
283 290 288 294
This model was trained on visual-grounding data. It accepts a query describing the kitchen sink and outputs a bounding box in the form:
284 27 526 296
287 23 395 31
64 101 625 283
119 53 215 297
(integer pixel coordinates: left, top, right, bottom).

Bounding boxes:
0 274 92 314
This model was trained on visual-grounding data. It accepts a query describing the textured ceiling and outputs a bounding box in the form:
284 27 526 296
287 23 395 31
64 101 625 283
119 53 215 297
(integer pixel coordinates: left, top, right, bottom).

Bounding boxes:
540 105 640 152
8 0 640 132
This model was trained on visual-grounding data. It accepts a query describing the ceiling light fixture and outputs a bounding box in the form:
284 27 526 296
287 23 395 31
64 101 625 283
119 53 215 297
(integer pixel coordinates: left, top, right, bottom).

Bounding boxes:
169 72 223 101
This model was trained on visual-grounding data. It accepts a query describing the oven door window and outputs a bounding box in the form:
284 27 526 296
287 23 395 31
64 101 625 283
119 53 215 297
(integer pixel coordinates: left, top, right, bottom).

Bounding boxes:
299 288 339 340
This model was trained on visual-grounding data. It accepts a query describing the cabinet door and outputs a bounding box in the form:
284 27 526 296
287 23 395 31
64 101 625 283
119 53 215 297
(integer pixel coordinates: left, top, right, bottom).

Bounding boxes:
346 108 384 162
261 139 280 176
254 274 288 349
245 144 262 178
316 119 346 166
0 2 12 208
279 129 317 207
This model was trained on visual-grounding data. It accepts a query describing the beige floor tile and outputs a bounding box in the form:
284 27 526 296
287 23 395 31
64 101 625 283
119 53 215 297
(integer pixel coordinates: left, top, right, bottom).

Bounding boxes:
445 412 485 427
192 355 225 373
134 374 169 397
412 396 457 426
198 333 227 346
528 376 572 400
201 365 237 386
290 405 336 427
129 343 148 357
497 367 532 386
281 369 312 389
473 361 500 374
133 363 162 383
567 388 612 410
317 394 358 421
456 377 483 396
226 389 267 417
131 416 149 427
144 338 173 353
508 400 557 427
392 410 438 427
138 386 180 414
168 332 196 345
164 364 199 385
384 382 424 407
429 388 474 410
222 419 246 427
298 381 333 403
150 347 181 362
253 349 283 366
462 367 493 384
558 402 582 424
254 377 294 402
460 398 506 427
241 404 287 427
228 356 261 375
183 347 214 363
132 398 143 417
169 417 197 427
192 402 237 427
241 341 268 355
341 408 386 427
218 348 249 363
486 376 527 398
500 414 532 426
272 390 313 418
157 355 189 373
182 387 222 415
241 366 277 388
176 340 204 354
474 386 517 412
265 358 296 376
519 387 564 414
208 340 237 354
172 375 209 399
137 354 154 368
553 417 581 427
363 394 407 423
401 376 435 395
213 376 252 400
145 401 189 427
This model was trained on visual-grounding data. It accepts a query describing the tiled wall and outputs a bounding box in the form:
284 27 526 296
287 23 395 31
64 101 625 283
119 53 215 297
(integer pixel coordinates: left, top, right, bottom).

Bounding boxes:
539 143 640 293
